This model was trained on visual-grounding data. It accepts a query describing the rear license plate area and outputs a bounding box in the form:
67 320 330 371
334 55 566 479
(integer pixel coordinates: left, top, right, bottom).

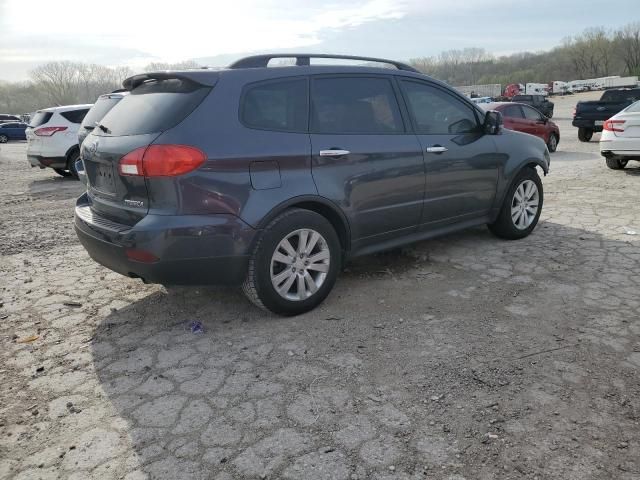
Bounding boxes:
93 163 116 194
595 120 604 126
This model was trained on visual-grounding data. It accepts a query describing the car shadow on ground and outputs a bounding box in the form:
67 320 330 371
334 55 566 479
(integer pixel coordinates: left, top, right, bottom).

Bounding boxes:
550 150 602 161
87 219 640 479
623 163 640 175
28 176 83 196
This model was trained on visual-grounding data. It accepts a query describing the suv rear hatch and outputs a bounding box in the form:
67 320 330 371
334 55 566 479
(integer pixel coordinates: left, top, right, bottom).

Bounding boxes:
82 74 214 226
26 111 53 152
78 94 125 146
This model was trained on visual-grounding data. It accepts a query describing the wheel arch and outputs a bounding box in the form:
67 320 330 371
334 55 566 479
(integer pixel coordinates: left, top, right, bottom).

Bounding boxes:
255 195 351 252
491 160 545 223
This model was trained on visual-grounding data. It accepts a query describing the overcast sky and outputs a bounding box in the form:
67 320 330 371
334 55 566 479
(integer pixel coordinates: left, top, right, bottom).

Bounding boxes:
1 0 638 81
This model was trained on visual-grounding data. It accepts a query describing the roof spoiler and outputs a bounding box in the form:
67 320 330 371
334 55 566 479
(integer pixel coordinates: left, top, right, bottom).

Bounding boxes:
228 54 420 73
122 71 218 90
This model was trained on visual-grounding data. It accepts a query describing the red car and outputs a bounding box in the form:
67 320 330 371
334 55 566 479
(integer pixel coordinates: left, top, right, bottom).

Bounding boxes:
483 102 560 152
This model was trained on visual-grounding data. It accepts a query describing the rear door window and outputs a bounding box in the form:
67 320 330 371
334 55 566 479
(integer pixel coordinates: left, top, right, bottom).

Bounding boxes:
60 109 89 124
241 78 307 132
400 80 479 135
97 78 211 136
522 106 542 121
503 105 525 118
29 111 53 127
310 76 404 134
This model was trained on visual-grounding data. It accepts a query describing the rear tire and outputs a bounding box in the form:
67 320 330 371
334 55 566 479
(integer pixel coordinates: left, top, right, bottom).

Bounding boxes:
578 127 593 142
243 208 341 316
605 157 628 170
67 149 80 179
547 133 558 152
54 168 71 177
488 167 543 240
0 134 8 143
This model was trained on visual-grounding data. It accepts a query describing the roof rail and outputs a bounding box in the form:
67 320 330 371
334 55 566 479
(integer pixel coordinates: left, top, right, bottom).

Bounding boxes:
228 54 420 73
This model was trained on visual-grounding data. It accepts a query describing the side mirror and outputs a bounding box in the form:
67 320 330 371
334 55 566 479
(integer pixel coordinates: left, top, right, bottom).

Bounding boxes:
484 110 503 135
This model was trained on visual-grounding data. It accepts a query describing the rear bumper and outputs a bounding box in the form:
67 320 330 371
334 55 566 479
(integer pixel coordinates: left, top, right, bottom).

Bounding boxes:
572 119 602 132
74 194 257 285
600 136 640 158
28 154 67 169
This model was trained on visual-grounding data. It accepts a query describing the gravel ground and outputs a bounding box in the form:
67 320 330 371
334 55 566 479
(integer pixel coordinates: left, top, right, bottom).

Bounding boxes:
1 91 639 480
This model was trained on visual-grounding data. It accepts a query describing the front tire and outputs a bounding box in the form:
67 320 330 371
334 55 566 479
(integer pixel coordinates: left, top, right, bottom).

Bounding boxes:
578 127 593 142
488 167 543 240
243 209 341 316
547 133 558 152
0 134 8 143
605 157 628 170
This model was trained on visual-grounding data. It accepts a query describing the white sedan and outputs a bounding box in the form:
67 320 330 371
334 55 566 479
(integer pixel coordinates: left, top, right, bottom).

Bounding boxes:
600 100 640 170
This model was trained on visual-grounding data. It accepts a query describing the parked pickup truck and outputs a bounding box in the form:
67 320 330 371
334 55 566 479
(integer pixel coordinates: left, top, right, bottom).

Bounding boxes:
572 88 640 142
511 95 554 118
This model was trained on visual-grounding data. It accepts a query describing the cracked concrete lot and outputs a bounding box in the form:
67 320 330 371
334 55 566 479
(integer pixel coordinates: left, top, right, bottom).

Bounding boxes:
1 91 639 480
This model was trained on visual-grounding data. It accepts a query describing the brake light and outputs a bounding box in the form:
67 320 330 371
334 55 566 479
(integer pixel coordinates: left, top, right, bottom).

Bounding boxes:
34 126 67 136
603 119 625 132
125 248 159 263
118 145 206 177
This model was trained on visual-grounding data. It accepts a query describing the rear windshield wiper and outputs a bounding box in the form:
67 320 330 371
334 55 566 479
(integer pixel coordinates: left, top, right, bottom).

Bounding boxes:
96 123 111 134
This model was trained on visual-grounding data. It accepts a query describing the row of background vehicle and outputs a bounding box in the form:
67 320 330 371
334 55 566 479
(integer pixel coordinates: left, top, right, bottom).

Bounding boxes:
461 75 639 100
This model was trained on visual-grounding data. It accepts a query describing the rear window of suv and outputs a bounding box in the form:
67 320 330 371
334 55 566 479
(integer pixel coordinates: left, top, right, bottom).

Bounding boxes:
60 109 89 124
29 111 53 127
97 78 211 136
81 97 123 129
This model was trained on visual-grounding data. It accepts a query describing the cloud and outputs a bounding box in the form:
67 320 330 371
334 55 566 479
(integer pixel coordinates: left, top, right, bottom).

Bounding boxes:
1 0 413 63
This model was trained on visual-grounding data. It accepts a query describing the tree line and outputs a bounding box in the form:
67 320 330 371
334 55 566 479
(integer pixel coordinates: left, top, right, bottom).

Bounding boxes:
409 22 640 87
0 60 201 115
1 22 639 115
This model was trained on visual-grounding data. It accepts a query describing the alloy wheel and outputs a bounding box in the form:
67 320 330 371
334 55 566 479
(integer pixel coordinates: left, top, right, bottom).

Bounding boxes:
270 228 330 301
511 180 540 230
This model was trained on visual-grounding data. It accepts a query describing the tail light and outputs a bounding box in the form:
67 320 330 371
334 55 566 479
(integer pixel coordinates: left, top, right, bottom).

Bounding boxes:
572 107 576 117
125 248 159 263
119 144 206 177
34 126 68 136
603 119 625 132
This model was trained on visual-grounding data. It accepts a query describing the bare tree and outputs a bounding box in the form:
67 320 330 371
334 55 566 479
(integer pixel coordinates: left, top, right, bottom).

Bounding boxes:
30 61 127 106
143 60 201 72
614 22 640 75
30 61 84 106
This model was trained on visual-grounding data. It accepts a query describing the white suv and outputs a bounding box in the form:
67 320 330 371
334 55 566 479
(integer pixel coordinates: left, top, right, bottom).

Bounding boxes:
26 104 92 178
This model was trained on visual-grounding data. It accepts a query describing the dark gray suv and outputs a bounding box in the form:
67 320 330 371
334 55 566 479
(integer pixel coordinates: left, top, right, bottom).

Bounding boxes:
75 54 550 315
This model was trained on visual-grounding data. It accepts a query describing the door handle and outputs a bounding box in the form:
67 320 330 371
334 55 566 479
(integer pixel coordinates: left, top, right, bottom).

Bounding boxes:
426 146 448 154
319 149 350 157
